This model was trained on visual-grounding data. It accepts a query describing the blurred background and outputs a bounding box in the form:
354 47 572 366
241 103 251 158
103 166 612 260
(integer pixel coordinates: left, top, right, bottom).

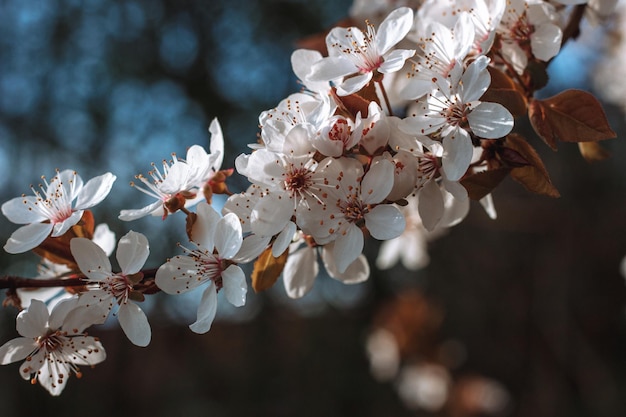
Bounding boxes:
0 0 626 416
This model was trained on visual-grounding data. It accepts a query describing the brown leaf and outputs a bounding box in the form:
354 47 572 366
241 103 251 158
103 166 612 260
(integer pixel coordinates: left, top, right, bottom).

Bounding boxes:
482 67 528 116
461 168 510 201
578 141 610 162
251 246 289 293
505 134 560 197
331 84 373 120
529 89 616 150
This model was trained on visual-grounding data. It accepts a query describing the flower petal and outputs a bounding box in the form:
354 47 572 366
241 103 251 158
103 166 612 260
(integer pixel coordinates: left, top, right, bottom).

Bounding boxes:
442 129 473 181
376 7 414 55
118 200 164 221
468 103 514 139
118 302 151 347
74 172 116 209
215 213 243 259
323 248 370 284
1 196 48 224
0 338 35 365
250 192 293 237
418 180 445 231
4 222 53 254
283 245 318 299
190 202 219 251
365 205 406 240
70 238 112 281
332 225 364 274
272 221 296 257
116 231 149 275
16 299 49 338
222 265 247 307
189 283 218 334
361 159 395 204
336 73 373 96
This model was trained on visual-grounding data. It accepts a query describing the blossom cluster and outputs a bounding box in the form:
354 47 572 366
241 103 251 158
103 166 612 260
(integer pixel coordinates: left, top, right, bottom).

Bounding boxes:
0 0 618 398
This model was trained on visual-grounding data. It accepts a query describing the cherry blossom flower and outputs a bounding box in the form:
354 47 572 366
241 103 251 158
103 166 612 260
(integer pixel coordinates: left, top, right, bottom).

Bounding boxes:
155 202 247 334
300 157 405 273
497 0 563 73
0 298 106 396
17 223 116 310
1 169 116 254
400 56 513 181
307 7 415 95
119 118 224 221
402 14 475 100
70 231 152 347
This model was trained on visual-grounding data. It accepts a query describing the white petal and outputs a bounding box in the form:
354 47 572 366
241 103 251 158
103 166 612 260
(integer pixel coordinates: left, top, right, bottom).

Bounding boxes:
376 7 414 55
283 245 318 299
1 196 47 224
468 103 513 139
119 200 164 221
4 222 53 254
233 234 271 264
93 223 116 256
118 302 151 347
38 358 71 396
272 221 296 257
376 238 402 270
155 255 206 295
365 205 405 240
323 247 370 284
16 299 48 338
336 73 373 96
332 225 364 274
215 213 243 259
418 181 445 231
74 172 116 209
250 193 293 237
19 349 44 380
69 335 106 366
361 159 395 204
0 338 35 365
116 231 149 275
308 55 357 82
70 238 112 281
531 23 562 61
62 304 107 333
189 283 218 334
208 118 225 170
192 202 221 251
222 265 247 307
442 130 473 182
48 297 80 330
379 49 415 73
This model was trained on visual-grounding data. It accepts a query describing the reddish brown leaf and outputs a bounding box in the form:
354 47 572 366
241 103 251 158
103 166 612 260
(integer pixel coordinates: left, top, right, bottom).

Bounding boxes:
482 67 528 116
578 141 610 163
461 168 511 201
251 246 289 293
529 89 616 150
505 134 560 197
331 83 379 120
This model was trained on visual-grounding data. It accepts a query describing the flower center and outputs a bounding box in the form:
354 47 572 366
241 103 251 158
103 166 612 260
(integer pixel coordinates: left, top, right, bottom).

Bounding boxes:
101 275 132 305
339 195 367 225
36 330 65 352
284 167 313 198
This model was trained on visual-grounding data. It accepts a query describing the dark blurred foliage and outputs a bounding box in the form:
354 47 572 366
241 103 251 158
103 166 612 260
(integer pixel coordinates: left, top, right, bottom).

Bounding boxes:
1 1 626 416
